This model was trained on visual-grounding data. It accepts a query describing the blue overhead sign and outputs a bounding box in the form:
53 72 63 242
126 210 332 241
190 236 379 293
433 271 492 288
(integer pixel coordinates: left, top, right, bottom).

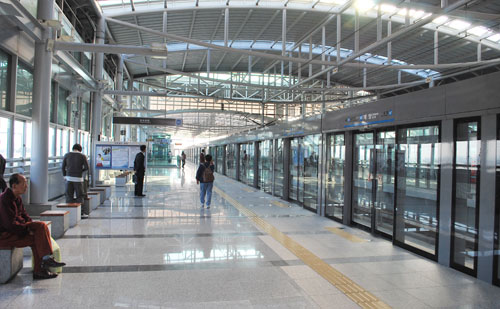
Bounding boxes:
175 119 183 126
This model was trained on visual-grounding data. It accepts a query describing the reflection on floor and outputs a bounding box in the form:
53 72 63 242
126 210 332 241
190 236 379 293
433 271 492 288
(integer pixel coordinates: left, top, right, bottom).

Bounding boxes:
0 165 499 308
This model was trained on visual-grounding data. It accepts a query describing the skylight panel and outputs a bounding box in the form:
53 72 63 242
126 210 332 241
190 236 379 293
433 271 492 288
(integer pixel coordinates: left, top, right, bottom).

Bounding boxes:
380 4 397 13
487 33 500 43
468 26 491 37
97 0 124 7
447 19 471 31
354 0 375 11
432 16 448 25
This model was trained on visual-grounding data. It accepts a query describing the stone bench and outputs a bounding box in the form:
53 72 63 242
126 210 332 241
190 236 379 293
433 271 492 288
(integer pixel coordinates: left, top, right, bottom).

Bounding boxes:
115 172 130 187
0 247 23 284
88 189 106 204
87 192 100 210
56 203 81 227
95 185 111 199
40 210 69 239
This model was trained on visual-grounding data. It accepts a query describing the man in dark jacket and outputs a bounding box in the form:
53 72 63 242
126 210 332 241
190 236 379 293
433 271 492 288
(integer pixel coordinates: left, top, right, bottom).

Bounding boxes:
0 174 66 279
196 154 215 209
0 154 6 192
134 145 147 197
62 144 89 209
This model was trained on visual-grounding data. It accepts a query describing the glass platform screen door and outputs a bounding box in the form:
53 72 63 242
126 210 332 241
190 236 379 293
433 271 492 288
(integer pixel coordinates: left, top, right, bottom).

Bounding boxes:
352 130 396 237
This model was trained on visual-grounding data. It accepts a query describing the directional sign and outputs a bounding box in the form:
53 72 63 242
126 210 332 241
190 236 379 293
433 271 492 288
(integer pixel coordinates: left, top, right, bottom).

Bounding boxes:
175 119 183 126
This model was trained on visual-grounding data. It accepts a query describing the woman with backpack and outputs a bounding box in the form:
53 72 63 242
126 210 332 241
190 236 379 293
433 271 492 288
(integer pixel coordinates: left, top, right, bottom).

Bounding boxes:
195 154 215 209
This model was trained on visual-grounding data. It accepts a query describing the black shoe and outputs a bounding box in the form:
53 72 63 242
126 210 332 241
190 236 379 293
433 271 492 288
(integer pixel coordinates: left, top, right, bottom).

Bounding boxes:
33 269 58 280
41 257 66 270
139 194 146 197
81 214 89 219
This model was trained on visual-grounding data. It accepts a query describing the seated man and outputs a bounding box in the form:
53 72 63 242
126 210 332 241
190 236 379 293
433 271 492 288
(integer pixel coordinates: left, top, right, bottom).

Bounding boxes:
0 174 66 280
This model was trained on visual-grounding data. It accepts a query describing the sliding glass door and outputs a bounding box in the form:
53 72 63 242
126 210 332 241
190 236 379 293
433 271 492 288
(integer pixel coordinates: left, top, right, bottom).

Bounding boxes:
325 133 345 220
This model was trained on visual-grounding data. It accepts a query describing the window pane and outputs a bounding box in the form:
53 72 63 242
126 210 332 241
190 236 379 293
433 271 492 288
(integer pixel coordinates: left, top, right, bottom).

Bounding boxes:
81 101 89 131
452 119 480 273
16 63 33 117
0 117 11 157
303 134 320 210
274 139 284 198
326 133 345 220
62 129 69 155
25 122 32 159
395 125 440 256
49 127 55 157
58 87 69 126
0 50 8 111
225 144 236 179
259 140 273 194
13 120 25 158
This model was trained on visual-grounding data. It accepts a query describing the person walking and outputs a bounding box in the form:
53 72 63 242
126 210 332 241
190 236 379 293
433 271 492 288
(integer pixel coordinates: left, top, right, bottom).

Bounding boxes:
199 149 206 164
181 151 186 169
0 154 6 192
134 145 147 197
0 174 66 279
62 144 89 218
196 154 215 209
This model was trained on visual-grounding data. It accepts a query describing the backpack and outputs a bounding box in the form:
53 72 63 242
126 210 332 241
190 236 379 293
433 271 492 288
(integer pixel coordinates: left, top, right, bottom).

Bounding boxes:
202 164 214 182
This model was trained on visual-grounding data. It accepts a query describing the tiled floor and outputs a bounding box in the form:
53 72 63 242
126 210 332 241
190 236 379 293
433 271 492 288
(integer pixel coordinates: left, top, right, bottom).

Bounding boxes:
1 165 499 308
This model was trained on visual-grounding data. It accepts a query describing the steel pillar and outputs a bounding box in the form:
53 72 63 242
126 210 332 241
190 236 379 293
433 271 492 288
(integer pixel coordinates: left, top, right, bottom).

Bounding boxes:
30 0 54 204
90 16 105 186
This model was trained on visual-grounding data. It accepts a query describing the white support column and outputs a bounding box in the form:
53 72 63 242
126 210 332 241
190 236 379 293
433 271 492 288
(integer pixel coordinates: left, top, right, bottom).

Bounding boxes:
354 9 359 53
387 19 392 63
113 55 124 141
376 6 382 41
309 37 312 77
434 30 439 65
398 70 402 84
207 49 211 77
90 16 105 187
477 43 482 61
126 79 132 141
31 0 54 204
363 67 367 88
321 26 326 71
282 9 286 57
336 14 341 63
224 8 229 47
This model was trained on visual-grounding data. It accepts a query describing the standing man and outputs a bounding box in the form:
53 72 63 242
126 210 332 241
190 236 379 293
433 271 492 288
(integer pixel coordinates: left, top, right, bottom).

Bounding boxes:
181 151 187 169
134 145 147 197
196 154 215 209
62 144 89 218
0 154 6 192
199 149 206 164
0 174 66 279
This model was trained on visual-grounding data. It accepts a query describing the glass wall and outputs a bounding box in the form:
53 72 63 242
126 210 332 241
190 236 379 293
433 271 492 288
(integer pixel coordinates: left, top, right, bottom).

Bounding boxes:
0 116 11 157
216 146 224 174
13 120 25 158
226 144 237 179
495 115 500 286
395 125 440 256
0 50 8 111
303 134 320 211
452 119 481 275
58 87 69 126
81 101 89 131
352 132 374 229
239 143 254 186
259 140 273 194
289 137 304 203
49 127 56 157
326 133 345 220
274 139 284 198
16 62 33 117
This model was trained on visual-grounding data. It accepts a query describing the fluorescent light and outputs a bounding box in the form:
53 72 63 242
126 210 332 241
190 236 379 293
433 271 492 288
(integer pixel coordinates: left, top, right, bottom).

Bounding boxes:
447 19 471 31
468 26 490 37
380 4 397 13
432 16 448 25
487 33 500 42
355 0 375 11
409 9 425 19
397 8 407 16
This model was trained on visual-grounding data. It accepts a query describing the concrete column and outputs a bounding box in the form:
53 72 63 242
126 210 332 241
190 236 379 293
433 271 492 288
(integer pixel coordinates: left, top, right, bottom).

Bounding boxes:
477 114 497 283
30 0 54 204
438 119 454 266
90 17 105 186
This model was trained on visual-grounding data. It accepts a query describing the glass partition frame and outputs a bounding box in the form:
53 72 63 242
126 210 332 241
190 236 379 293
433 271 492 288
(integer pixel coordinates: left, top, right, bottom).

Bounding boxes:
451 117 481 276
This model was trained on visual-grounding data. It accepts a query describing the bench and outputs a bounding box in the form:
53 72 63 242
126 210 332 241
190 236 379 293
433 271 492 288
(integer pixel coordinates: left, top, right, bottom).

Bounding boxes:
0 248 23 283
115 172 131 187
56 203 81 227
87 192 100 210
95 185 111 199
40 210 69 239
88 189 106 204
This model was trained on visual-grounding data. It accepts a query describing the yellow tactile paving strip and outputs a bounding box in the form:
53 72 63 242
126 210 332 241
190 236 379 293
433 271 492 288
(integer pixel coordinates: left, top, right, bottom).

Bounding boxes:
243 187 255 193
214 186 391 309
325 227 368 243
272 200 289 208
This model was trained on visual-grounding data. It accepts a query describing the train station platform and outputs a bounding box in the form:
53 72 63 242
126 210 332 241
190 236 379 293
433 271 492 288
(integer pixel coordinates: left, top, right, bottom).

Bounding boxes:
0 165 499 308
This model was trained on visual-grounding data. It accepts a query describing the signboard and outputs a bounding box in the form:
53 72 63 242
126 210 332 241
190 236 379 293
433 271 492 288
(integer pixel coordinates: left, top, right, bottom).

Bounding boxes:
95 142 144 170
113 117 180 126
